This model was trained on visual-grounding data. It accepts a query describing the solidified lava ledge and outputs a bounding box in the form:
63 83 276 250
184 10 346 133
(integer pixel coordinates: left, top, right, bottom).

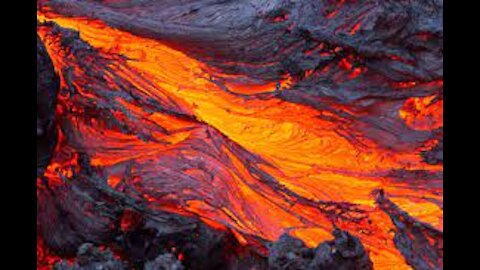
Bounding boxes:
37 0 443 269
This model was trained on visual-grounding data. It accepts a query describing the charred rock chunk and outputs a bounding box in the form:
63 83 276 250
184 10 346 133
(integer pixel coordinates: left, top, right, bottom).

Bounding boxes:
120 216 266 270
144 254 184 270
311 229 373 270
268 234 314 270
53 243 127 270
268 229 372 270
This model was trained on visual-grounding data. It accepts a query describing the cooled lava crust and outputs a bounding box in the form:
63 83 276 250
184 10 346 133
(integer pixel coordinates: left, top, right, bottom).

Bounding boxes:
37 1 443 269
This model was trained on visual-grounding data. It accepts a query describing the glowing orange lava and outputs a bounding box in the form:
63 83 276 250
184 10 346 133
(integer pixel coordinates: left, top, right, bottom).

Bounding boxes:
37 10 442 270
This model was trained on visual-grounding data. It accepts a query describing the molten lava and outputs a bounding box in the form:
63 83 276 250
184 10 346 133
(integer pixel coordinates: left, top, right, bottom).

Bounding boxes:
37 1 443 269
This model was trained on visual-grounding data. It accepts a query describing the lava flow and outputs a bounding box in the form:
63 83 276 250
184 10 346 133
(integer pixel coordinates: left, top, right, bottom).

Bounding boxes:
37 1 443 269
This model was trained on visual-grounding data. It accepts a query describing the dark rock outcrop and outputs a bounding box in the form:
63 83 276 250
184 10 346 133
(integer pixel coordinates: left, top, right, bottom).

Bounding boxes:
37 34 60 173
53 243 127 270
268 229 373 270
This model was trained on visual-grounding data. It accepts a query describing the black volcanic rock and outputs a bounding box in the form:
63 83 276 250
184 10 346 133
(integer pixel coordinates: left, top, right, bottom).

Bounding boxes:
144 254 184 270
53 243 127 270
268 229 373 270
268 233 314 270
37 34 60 173
37 156 123 255
120 216 267 270
311 229 373 270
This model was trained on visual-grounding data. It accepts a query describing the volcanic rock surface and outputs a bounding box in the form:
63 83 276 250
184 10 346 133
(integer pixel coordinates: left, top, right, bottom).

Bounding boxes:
37 0 443 269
